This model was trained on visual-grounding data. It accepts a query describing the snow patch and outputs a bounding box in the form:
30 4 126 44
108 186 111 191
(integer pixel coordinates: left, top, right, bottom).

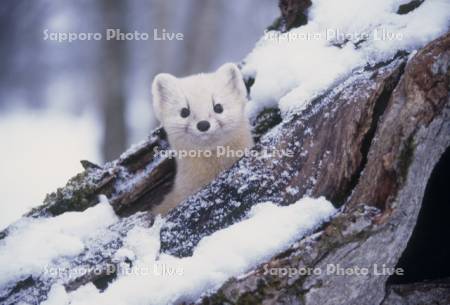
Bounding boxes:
243 0 450 117
0 197 118 288
44 197 336 305
0 110 101 230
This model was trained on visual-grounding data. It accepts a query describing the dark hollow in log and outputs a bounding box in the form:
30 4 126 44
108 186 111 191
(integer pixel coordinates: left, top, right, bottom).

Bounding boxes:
389 147 450 284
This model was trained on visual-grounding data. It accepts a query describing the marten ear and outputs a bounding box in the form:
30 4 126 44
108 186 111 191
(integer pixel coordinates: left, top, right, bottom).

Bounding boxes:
216 63 247 100
152 73 178 121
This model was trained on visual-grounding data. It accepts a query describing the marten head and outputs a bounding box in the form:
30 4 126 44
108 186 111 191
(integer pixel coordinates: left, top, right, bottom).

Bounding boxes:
152 63 249 150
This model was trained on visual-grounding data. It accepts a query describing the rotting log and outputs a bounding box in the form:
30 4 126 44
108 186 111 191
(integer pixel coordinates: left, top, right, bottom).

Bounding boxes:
160 55 407 257
20 127 173 220
194 32 450 304
0 212 154 305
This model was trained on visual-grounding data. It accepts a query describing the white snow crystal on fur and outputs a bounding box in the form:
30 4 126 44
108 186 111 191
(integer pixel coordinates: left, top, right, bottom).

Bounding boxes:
44 197 336 305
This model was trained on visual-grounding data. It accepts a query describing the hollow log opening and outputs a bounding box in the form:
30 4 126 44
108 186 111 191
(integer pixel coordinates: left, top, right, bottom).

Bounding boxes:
389 146 450 284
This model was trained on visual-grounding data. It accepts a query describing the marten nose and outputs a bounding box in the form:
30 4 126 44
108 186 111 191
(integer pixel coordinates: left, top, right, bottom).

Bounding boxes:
197 120 210 132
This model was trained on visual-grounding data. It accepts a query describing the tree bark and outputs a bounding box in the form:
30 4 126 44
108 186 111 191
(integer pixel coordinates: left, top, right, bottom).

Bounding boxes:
382 279 450 305
195 32 450 304
160 54 407 257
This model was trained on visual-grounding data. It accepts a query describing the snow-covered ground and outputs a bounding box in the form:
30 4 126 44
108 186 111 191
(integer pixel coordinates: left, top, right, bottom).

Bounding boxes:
0 110 101 230
243 0 450 117
24 197 335 305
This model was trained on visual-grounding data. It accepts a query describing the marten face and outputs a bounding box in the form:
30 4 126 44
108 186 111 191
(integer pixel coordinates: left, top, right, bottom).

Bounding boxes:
152 63 249 150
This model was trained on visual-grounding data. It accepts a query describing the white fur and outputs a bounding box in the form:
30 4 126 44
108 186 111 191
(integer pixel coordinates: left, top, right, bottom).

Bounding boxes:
151 63 254 215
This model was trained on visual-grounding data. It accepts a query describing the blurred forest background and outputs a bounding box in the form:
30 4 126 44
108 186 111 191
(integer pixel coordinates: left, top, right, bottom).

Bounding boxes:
0 0 278 229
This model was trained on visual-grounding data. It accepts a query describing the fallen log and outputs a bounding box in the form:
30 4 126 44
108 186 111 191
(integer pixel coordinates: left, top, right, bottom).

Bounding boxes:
160 55 407 257
194 32 450 304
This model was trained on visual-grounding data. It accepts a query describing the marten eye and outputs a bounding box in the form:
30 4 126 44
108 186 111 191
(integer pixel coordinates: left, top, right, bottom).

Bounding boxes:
180 107 190 118
213 103 223 114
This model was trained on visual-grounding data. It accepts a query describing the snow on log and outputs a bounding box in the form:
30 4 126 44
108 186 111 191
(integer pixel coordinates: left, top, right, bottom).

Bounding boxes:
196 32 450 305
160 55 406 257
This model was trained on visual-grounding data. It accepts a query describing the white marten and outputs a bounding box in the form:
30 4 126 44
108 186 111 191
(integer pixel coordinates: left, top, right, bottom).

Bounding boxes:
151 63 254 215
